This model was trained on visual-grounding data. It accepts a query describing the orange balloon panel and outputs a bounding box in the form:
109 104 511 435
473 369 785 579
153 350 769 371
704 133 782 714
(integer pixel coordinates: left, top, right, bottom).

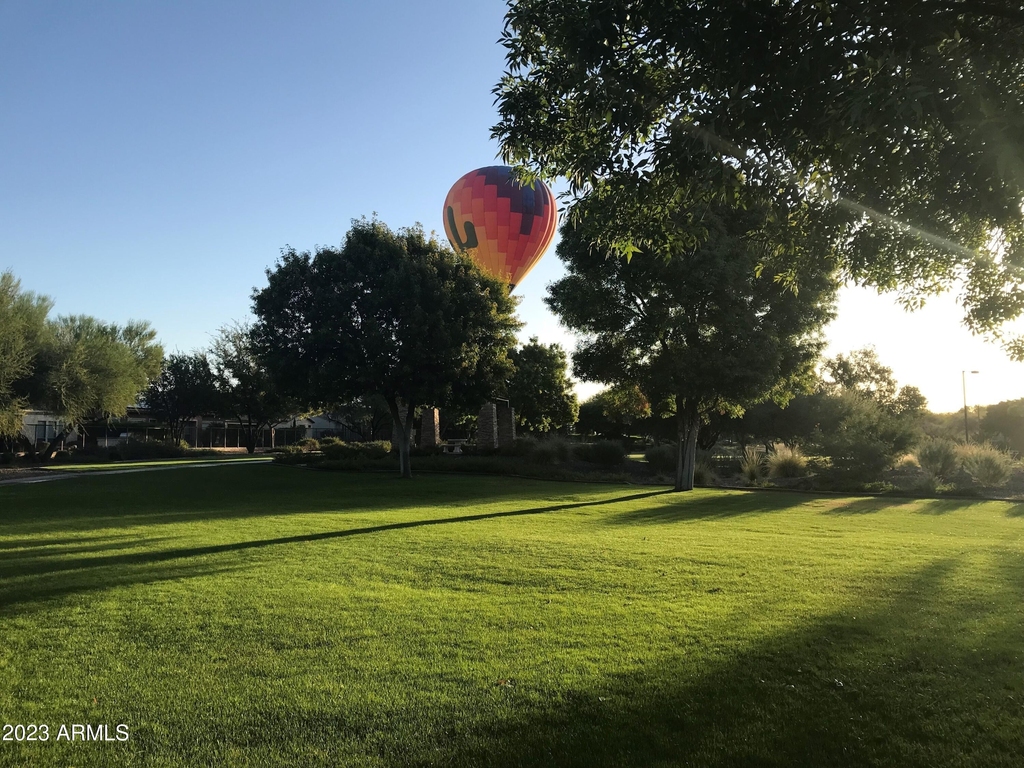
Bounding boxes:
443 165 557 289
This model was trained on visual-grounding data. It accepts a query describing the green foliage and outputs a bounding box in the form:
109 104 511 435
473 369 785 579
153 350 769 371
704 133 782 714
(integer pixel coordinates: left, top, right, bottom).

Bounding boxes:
210 323 295 455
0 271 51 438
494 2 1024 351
573 440 626 466
145 353 218 443
320 440 392 461
118 440 193 461
28 316 163 460
294 437 320 452
644 443 677 474
274 444 311 465
813 390 921 484
507 337 579 433
980 399 1024 455
916 439 960 481
767 444 807 479
958 443 1013 487
577 384 651 439
692 458 716 487
252 218 521 478
549 205 836 491
740 446 767 484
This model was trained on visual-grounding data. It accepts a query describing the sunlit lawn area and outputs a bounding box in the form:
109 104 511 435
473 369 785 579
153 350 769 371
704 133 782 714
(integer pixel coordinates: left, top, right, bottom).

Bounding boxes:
1 465 1022 766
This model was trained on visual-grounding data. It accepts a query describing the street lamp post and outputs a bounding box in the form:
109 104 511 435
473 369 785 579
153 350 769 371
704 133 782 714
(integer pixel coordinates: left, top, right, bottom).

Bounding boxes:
962 370 979 444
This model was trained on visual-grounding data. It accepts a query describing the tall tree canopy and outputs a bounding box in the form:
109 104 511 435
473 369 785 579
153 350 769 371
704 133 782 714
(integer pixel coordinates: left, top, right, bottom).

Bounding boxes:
145 353 219 444
0 272 51 439
30 316 163 458
210 323 295 455
494 1 1024 353
549 204 836 490
252 219 521 477
507 337 579 433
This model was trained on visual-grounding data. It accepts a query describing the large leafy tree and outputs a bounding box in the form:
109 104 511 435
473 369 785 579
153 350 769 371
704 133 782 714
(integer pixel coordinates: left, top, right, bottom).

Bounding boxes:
209 323 295 454
30 316 163 458
252 219 521 477
549 205 836 490
980 398 1024 454
494 1 1024 353
0 272 51 440
145 353 219 444
507 337 579 433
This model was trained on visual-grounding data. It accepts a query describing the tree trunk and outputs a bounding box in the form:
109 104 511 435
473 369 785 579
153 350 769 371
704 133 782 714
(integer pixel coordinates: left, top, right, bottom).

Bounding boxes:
388 398 414 478
17 434 37 461
674 401 701 492
39 428 70 462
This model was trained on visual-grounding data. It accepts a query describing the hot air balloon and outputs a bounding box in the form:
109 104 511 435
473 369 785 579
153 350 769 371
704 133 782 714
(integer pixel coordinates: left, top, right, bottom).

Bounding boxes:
443 165 557 290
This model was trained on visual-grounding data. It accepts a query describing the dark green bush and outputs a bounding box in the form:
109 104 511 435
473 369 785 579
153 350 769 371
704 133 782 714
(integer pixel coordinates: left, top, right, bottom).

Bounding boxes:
295 437 320 452
644 443 676 473
1 452 15 465
118 440 191 461
574 440 625 466
321 440 392 460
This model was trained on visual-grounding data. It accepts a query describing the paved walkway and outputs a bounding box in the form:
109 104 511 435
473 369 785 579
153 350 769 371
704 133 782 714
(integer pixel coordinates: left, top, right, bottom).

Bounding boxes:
0 457 274 486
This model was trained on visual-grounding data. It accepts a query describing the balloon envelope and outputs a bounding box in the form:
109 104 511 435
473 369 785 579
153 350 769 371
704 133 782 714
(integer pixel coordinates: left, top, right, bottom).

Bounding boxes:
443 165 557 289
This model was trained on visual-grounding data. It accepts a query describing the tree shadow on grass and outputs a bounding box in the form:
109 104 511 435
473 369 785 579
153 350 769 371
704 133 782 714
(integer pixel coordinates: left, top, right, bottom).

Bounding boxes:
604 490 802 525
1006 503 1024 517
916 498 991 515
0 464 642 535
0 490 673 612
394 552 1024 767
822 497 913 515
0 560 239 617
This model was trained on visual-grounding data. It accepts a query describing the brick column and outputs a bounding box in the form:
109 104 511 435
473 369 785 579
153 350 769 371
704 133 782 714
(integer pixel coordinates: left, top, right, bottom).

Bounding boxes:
477 403 498 450
420 407 440 448
496 402 516 448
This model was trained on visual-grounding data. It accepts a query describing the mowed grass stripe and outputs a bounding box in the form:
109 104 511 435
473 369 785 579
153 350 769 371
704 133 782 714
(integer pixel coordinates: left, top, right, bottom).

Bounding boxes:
1 465 1022 767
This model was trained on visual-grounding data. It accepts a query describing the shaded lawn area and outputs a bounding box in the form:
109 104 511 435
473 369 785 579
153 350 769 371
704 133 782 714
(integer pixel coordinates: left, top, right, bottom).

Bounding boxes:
0 466 1022 767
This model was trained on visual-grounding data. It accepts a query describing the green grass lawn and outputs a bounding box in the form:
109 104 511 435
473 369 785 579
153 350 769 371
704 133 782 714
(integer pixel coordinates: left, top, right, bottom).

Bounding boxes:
1 466 1022 767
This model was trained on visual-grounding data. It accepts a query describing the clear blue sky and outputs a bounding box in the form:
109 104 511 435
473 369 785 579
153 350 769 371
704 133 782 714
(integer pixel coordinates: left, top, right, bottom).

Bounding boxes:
2 0 1021 412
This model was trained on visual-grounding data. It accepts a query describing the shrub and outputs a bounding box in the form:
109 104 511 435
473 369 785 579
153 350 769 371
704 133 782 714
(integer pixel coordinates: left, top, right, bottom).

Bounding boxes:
740 446 766 483
119 439 190 461
321 440 392 460
319 436 343 448
545 436 573 463
499 437 538 457
916 438 959 481
645 443 677 473
767 444 807 478
958 442 1012 486
1 452 15 465
894 454 920 469
295 437 320 452
52 450 71 463
693 458 716 486
573 440 625 466
274 444 313 465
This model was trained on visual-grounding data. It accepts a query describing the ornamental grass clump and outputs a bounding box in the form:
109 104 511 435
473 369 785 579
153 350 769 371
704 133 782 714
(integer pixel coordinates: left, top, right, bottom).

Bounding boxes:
740 446 766 484
693 458 717 487
958 442 1013 487
916 439 959 481
767 443 807 478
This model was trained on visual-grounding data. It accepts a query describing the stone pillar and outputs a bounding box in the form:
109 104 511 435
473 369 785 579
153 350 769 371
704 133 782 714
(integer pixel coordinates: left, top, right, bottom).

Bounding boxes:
477 403 498 450
420 407 440 448
496 402 516 448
